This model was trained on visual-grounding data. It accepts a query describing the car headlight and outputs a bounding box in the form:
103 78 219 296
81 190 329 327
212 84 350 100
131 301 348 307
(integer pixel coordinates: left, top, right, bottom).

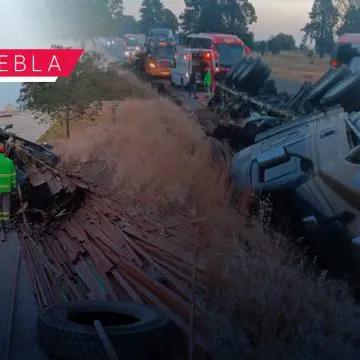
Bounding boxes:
136 46 140 51
185 72 189 78
149 63 156 68
125 51 129 56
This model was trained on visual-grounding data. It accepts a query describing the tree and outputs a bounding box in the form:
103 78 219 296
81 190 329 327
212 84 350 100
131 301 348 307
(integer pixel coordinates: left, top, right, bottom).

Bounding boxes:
301 0 339 57
17 50 123 138
160 8 179 32
256 40 268 55
139 0 165 33
180 0 256 44
273 33 296 51
267 36 281 55
117 15 140 35
107 0 124 20
338 5 360 33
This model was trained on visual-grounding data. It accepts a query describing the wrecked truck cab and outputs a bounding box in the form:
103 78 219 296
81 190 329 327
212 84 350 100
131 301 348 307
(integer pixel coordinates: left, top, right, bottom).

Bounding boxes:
231 106 360 274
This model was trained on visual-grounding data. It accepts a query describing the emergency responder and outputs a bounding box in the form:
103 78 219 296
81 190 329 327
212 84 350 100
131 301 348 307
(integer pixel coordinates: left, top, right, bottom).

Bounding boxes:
204 67 212 97
188 67 198 100
0 143 16 231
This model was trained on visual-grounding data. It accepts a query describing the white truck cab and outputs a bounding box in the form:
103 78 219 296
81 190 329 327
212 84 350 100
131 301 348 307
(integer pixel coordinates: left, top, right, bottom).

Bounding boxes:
170 48 218 88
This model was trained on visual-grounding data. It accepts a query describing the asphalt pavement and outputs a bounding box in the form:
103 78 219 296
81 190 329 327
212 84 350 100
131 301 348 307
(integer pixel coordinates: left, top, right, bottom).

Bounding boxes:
0 232 47 360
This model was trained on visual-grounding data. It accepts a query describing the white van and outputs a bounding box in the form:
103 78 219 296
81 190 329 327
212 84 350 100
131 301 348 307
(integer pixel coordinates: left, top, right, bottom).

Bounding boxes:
170 48 217 88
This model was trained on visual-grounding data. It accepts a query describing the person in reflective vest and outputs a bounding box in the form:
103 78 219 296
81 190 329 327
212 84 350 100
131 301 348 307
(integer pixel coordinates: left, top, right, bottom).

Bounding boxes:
0 143 16 231
204 67 211 97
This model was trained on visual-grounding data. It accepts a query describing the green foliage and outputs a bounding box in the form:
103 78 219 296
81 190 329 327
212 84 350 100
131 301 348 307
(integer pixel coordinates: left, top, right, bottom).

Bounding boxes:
267 36 281 55
117 15 140 35
17 50 124 138
255 40 267 55
139 0 179 33
255 34 295 55
338 5 360 34
180 0 256 42
161 8 180 32
301 0 339 57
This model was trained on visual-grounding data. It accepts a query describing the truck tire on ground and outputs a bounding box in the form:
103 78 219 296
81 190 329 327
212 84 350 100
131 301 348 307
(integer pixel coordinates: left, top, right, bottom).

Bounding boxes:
234 58 270 95
307 65 351 106
223 58 248 85
37 301 174 360
232 57 253 85
321 72 360 112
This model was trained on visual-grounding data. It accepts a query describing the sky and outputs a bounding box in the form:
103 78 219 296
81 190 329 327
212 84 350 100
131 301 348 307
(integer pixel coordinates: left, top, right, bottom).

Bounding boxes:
0 0 314 108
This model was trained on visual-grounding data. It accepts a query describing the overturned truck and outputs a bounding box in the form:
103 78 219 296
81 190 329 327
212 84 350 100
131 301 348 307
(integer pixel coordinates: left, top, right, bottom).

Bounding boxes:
207 57 360 152
207 57 360 275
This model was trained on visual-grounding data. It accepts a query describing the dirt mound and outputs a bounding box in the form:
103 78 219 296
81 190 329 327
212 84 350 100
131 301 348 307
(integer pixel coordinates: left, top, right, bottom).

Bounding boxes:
55 97 231 214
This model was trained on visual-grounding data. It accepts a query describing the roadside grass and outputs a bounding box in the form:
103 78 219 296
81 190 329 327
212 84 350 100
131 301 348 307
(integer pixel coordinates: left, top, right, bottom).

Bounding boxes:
37 71 155 144
254 51 329 83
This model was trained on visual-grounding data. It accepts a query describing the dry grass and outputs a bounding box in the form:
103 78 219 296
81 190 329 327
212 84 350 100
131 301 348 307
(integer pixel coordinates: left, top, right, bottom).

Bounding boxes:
38 71 155 143
254 51 329 83
47 74 360 358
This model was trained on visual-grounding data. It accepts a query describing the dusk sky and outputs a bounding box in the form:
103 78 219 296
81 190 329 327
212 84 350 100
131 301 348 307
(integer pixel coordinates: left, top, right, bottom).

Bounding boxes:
123 0 314 43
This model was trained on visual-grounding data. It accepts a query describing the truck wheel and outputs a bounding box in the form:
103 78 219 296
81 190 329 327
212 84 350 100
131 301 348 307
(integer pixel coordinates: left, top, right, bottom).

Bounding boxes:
233 58 253 85
307 65 351 106
235 58 270 95
37 301 174 360
224 58 248 85
321 72 360 111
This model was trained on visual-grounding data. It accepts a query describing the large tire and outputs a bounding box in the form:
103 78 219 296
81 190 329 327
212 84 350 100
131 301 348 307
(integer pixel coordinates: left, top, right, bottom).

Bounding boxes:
321 72 360 112
223 58 247 85
231 57 253 85
307 65 351 106
37 301 174 360
234 58 270 95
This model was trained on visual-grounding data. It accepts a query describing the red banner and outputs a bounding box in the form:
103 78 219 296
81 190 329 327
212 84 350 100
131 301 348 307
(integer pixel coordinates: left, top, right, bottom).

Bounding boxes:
0 49 84 81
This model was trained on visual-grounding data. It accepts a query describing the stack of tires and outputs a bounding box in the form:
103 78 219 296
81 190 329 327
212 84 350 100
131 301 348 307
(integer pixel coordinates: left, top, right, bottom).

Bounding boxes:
223 57 271 95
307 65 360 112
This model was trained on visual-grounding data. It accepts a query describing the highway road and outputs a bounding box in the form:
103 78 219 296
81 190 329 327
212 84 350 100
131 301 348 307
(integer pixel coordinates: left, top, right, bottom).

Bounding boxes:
0 119 48 358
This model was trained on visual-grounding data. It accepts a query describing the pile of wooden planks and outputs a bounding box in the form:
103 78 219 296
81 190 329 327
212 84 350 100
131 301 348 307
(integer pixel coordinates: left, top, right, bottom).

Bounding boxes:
17 175 208 354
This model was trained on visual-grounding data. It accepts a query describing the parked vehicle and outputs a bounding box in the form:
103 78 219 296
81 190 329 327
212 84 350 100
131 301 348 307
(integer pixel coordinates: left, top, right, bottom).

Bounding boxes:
184 33 248 80
170 48 218 88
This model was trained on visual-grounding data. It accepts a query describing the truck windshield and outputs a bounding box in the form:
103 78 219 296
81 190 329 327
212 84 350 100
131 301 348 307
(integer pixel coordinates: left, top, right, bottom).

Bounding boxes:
126 38 137 47
152 49 175 60
215 43 244 67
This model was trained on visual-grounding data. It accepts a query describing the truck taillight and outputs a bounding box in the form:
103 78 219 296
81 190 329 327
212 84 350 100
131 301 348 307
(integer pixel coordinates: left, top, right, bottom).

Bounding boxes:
330 59 338 68
204 52 211 59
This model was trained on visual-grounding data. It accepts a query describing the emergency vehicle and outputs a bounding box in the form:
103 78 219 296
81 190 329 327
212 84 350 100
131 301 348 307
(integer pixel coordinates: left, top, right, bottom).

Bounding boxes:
184 33 249 80
170 48 218 88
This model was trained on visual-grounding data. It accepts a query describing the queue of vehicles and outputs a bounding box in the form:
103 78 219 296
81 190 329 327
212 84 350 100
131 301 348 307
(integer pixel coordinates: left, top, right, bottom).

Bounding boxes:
126 29 251 90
